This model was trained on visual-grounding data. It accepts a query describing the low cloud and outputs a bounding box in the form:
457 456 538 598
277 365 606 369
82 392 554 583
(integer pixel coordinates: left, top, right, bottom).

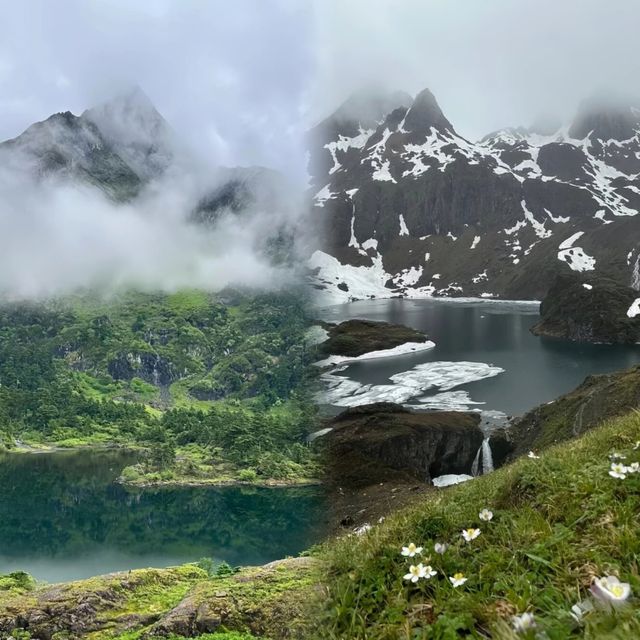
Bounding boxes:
0 160 303 299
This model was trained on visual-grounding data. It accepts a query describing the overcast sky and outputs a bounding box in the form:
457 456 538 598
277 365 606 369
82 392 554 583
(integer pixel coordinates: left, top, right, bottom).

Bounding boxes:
1 0 640 175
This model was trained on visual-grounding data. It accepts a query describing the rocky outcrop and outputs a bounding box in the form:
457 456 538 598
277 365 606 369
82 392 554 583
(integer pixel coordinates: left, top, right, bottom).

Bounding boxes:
319 319 429 358
107 351 177 385
507 365 640 457
322 403 483 532
326 403 483 486
0 87 172 201
531 273 640 343
143 557 318 639
0 566 204 640
0 559 318 640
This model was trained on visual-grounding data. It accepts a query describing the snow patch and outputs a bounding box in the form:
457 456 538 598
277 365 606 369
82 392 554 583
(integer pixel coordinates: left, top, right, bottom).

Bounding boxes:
627 298 640 318
557 232 596 272
324 128 374 174
432 474 474 487
399 214 409 236
417 390 485 411
314 184 336 207
314 340 435 368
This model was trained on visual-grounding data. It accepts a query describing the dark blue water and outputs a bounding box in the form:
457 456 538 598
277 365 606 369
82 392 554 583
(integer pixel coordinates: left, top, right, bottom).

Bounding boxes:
318 298 640 416
0 449 325 582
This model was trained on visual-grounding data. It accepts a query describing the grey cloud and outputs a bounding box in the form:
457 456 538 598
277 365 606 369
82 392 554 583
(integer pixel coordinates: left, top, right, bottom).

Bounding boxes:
311 0 640 138
0 0 314 179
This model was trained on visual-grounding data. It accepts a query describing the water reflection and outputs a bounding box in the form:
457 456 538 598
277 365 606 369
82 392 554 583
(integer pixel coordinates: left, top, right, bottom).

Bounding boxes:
0 450 325 582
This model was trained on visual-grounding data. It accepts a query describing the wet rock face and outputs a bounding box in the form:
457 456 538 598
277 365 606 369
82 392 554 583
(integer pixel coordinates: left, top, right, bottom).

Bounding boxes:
326 402 483 486
488 428 515 467
531 272 640 344
107 351 177 385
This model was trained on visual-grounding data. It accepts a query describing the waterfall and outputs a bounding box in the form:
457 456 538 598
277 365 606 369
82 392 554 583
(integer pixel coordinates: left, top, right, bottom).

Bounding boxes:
632 252 640 291
471 446 481 476
481 437 494 473
471 437 494 476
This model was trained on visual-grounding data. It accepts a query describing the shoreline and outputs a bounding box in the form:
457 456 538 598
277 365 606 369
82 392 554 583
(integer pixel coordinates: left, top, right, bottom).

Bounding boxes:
116 476 323 489
314 293 541 309
1 442 321 489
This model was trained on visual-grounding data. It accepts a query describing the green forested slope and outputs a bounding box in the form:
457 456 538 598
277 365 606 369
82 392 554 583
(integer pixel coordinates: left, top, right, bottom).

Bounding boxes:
0 288 319 482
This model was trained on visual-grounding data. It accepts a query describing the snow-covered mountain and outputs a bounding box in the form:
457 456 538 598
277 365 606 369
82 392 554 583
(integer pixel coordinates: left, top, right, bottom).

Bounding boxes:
308 88 640 302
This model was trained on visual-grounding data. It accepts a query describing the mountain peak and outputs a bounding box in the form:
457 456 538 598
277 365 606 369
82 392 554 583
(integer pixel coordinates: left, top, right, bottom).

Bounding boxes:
404 88 455 135
82 85 173 179
568 92 640 140
325 87 413 129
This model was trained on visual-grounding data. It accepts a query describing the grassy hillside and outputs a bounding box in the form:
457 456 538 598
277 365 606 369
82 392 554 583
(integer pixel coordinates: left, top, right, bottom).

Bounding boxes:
318 411 640 639
0 288 320 483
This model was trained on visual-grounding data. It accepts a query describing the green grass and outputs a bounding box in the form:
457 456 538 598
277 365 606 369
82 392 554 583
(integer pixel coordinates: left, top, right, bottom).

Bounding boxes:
165 289 211 313
319 411 640 639
169 377 216 411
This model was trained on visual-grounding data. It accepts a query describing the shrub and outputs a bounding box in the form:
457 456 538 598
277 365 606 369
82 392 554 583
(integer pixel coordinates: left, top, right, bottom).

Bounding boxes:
238 468 258 482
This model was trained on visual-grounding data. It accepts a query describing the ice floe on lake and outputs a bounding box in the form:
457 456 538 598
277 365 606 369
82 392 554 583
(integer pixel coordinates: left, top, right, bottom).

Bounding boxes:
317 360 505 409
314 340 435 367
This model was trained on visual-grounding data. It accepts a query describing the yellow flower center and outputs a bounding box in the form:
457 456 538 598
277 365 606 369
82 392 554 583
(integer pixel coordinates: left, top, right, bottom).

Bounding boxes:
609 585 624 597
454 573 464 580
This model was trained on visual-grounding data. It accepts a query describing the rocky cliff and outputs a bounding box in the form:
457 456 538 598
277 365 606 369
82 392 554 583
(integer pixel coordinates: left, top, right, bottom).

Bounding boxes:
531 272 640 343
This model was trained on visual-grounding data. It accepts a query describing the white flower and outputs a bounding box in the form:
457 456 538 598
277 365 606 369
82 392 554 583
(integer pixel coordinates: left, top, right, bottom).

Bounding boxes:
449 572 467 587
423 564 437 579
462 527 481 542
627 462 639 473
377 516 385 523
512 612 536 633
609 462 627 479
590 575 632 607
527 451 540 459
609 452 626 461
434 542 448 554
401 542 423 557
570 599 594 623
633 441 640 450
404 563 428 583
479 508 493 521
